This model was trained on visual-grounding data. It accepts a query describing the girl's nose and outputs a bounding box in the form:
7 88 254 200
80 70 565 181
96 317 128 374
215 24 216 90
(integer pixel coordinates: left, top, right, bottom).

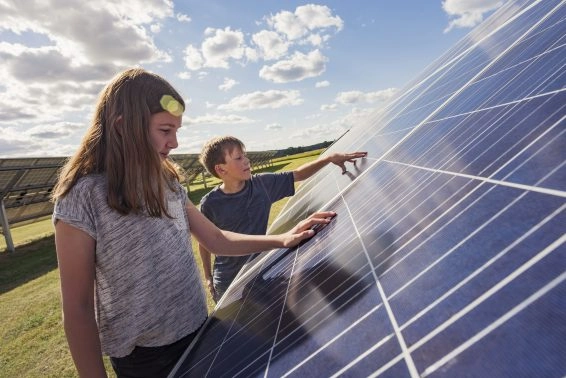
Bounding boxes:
168 135 178 149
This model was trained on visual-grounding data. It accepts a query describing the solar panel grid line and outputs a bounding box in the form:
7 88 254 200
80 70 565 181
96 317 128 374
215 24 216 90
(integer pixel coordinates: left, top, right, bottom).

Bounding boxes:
412 92 560 168
387 160 566 198
204 211 382 376
373 177 529 287
420 269 566 377
338 166 564 372
399 203 566 332
280 305 387 378
354 173 475 268
386 94 565 191
339 187 420 377
196 244 319 376
273 276 377 361
263 237 304 378
445 96 565 186
364 204 566 376
385 180 545 300
412 237 565 376
201 256 281 378
237 223 359 376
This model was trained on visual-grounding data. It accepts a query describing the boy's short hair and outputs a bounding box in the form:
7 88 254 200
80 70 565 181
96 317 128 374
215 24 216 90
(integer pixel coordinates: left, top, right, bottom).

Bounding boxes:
199 136 246 178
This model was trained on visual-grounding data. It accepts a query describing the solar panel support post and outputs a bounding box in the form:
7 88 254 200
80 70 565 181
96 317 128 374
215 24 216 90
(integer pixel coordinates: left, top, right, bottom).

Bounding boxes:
0 199 15 253
202 172 207 189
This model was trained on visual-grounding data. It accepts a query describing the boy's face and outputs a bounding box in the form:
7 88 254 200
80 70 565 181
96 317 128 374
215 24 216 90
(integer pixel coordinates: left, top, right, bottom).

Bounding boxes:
217 147 251 182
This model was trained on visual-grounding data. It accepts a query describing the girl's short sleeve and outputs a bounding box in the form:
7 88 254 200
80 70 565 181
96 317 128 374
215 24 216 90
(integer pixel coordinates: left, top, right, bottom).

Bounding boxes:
52 179 97 239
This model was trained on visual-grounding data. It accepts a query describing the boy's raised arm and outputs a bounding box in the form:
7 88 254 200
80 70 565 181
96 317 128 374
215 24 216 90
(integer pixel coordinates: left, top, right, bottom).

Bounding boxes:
292 152 367 181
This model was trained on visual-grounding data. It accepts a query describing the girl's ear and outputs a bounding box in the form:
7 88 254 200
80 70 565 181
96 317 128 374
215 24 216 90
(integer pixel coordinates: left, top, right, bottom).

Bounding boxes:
113 115 123 136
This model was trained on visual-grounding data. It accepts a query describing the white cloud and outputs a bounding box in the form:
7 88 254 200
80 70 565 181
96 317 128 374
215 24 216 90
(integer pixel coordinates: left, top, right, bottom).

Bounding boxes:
184 44 204 70
177 13 191 23
265 123 283 130
321 103 337 111
335 88 397 104
268 4 343 41
150 23 161 33
201 27 246 68
26 122 85 139
306 33 323 47
251 30 289 60
0 1 172 66
0 0 177 130
442 0 503 32
330 107 378 131
259 49 327 83
219 77 239 92
0 121 86 158
290 124 342 139
315 80 330 88
186 113 254 125
219 90 303 111
177 71 191 80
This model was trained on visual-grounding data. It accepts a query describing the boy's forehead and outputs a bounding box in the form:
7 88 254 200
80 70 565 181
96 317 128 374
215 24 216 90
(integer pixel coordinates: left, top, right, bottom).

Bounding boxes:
224 145 244 157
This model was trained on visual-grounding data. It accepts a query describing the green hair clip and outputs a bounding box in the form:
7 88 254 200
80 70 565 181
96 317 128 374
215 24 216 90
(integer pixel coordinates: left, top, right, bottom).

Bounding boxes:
160 95 184 116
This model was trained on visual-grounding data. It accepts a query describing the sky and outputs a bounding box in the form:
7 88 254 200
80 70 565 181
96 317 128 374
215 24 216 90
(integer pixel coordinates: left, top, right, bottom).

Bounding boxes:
0 0 505 158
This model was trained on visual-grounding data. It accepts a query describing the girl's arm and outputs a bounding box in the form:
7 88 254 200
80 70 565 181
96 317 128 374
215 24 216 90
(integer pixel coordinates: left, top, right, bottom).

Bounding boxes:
55 221 107 378
186 201 333 256
198 243 216 299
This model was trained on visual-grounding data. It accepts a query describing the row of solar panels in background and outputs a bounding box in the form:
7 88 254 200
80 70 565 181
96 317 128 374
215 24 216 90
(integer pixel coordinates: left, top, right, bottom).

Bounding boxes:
0 151 278 228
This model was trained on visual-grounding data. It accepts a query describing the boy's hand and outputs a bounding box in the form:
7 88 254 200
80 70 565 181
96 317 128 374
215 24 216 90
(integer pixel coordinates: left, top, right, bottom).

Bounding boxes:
328 152 367 174
281 211 336 248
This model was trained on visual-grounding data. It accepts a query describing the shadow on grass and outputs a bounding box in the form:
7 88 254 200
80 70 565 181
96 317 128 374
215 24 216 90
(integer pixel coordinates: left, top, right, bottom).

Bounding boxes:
0 236 58 295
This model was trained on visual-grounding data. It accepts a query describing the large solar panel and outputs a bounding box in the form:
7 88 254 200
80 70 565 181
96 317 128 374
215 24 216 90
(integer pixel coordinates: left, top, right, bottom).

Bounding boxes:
170 1 565 377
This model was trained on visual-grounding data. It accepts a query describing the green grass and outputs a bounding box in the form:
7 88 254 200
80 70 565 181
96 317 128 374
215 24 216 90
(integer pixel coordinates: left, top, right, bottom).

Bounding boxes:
0 150 320 377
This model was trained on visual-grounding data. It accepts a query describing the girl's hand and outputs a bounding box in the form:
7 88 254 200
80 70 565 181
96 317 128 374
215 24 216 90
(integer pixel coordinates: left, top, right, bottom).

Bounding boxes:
281 211 336 248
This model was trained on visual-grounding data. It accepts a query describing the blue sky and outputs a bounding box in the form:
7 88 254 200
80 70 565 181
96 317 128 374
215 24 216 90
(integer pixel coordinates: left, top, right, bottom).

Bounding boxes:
0 0 504 158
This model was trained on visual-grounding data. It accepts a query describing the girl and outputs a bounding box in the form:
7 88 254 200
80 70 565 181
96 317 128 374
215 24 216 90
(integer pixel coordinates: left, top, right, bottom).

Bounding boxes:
52 68 333 378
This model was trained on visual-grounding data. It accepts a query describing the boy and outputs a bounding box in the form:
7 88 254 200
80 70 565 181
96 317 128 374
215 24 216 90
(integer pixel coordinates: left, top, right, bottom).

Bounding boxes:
198 136 367 302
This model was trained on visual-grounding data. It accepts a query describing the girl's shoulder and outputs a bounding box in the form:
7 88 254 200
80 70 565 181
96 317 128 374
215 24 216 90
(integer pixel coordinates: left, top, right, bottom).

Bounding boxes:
72 173 106 192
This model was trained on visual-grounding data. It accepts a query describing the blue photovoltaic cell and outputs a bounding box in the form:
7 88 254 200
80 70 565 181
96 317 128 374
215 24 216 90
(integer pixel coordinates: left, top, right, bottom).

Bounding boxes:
170 1 565 376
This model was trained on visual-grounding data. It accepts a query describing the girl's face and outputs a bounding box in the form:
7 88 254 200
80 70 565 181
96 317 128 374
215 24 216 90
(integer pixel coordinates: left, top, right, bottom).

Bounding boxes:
149 111 182 159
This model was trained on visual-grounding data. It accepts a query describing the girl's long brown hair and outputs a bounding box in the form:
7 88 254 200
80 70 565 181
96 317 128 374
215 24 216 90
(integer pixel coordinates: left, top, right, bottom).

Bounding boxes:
52 68 186 217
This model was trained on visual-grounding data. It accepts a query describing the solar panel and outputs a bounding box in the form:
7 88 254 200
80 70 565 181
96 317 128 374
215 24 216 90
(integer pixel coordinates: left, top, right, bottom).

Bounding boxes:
170 1 565 377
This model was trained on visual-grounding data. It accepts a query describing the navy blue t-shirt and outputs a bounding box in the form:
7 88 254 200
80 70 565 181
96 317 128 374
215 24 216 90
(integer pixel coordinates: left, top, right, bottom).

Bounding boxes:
199 172 295 292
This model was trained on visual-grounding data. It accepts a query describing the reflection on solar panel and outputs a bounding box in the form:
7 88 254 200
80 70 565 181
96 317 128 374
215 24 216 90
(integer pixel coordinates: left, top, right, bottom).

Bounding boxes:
170 1 565 377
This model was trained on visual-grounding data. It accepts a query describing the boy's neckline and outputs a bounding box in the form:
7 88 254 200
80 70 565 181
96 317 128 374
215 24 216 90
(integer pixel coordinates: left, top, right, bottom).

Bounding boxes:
219 179 247 194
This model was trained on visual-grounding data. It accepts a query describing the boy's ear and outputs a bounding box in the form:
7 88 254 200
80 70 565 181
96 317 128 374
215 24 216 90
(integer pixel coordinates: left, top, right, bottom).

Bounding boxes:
214 164 224 176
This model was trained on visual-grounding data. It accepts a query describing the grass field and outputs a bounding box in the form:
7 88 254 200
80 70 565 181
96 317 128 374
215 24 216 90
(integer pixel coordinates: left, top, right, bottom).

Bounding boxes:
0 150 321 377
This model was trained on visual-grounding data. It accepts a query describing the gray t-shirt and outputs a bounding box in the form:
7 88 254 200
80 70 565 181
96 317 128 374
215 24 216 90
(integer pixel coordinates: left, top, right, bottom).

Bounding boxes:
53 174 207 357
200 172 295 291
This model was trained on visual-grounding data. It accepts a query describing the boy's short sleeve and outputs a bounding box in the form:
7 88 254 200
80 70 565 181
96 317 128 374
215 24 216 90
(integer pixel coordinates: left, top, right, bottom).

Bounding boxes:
52 179 97 239
255 172 295 203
